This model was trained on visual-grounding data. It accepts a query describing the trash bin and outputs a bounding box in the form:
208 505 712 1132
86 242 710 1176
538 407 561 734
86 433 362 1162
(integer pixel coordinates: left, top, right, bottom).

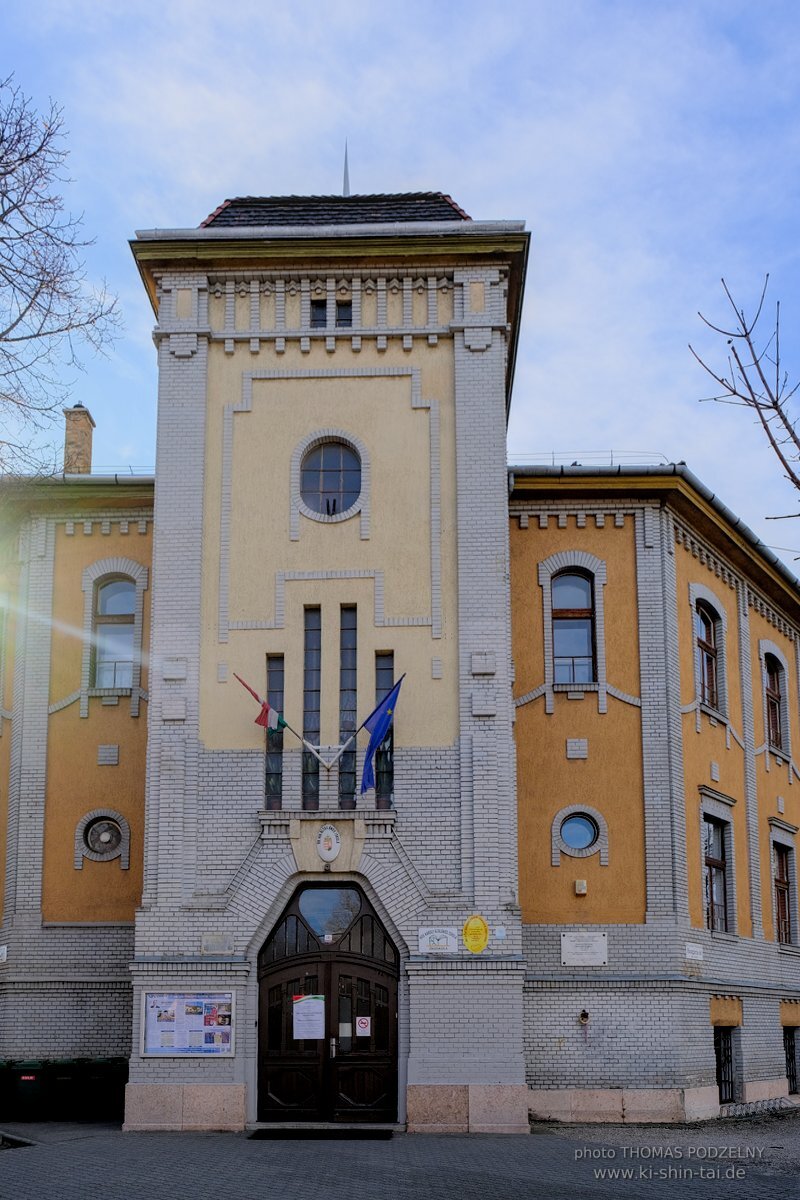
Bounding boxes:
8 1061 46 1120
78 1057 128 1121
48 1060 83 1120
0 1061 11 1121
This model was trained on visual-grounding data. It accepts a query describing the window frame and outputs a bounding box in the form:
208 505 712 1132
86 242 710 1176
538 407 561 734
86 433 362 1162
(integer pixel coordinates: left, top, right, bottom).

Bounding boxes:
338 605 357 810
538 551 608 715
92 576 137 690
551 803 609 866
759 641 792 759
689 584 729 721
696 601 719 710
264 654 285 811
770 822 799 949
551 570 596 686
302 606 321 811
300 440 362 519
310 298 327 329
80 557 149 718
699 789 737 936
713 1025 742 1104
704 815 728 932
290 429 370 540
374 650 395 811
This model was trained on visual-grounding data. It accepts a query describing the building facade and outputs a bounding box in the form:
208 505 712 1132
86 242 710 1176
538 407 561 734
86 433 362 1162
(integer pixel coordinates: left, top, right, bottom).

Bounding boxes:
0 193 798 1129
511 465 800 1120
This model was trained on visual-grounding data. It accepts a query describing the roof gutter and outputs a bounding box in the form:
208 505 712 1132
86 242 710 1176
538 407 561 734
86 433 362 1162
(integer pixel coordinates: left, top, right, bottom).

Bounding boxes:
508 462 800 594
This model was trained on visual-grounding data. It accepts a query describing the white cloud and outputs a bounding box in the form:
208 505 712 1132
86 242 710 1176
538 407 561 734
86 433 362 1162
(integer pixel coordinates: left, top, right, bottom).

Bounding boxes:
6 0 800 559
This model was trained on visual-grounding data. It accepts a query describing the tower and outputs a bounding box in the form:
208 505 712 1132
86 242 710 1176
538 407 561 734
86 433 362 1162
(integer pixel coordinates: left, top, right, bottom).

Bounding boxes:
126 193 530 1130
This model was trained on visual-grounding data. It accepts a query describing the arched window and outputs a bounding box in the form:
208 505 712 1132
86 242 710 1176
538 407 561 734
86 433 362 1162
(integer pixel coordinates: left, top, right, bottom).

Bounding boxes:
93 577 136 688
696 600 719 710
765 653 784 750
552 571 595 684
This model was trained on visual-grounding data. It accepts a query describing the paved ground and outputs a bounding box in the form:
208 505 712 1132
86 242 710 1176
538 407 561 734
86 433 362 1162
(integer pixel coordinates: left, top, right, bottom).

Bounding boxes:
0 1111 798 1199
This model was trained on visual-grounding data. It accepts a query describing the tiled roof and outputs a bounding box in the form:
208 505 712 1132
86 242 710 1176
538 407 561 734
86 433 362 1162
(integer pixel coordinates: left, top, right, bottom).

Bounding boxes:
200 193 471 228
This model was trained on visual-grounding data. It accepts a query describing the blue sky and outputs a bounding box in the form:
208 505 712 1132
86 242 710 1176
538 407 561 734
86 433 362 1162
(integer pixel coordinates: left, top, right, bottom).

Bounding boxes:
6 0 800 562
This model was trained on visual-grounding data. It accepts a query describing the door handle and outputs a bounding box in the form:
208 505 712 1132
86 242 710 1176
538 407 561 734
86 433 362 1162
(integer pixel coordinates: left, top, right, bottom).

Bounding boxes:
330 1037 336 1059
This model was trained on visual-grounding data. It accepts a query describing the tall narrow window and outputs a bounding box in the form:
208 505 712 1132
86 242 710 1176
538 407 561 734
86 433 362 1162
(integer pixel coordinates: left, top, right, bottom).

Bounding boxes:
339 606 357 809
265 655 285 810
375 652 395 810
785 1027 798 1095
94 578 136 688
303 608 321 810
714 1027 736 1103
765 654 784 750
704 816 728 931
775 843 792 945
552 572 595 684
696 601 719 710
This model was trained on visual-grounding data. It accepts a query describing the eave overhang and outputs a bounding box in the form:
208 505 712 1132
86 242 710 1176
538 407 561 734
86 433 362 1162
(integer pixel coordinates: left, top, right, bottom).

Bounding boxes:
130 220 530 411
509 463 800 622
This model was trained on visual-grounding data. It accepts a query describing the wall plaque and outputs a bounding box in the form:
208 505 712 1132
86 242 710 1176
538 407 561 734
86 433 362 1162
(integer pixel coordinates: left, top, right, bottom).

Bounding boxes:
418 927 459 954
561 931 608 966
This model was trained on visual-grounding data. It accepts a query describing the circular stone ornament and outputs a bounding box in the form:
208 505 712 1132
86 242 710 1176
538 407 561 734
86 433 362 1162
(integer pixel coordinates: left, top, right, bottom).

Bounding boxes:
316 824 342 864
84 817 122 855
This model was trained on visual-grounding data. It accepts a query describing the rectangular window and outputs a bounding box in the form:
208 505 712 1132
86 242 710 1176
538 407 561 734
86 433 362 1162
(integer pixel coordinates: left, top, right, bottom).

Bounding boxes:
265 655 284 810
310 299 327 329
775 844 792 945
303 608 321 810
335 299 352 328
785 1027 798 1095
375 651 394 810
93 578 137 689
766 655 783 750
704 816 728 932
714 1027 736 1103
552 573 595 685
339 606 357 809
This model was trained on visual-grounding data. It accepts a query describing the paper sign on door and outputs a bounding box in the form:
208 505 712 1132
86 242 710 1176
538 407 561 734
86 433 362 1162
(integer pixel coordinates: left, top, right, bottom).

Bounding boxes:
292 994 325 1039
355 1016 371 1037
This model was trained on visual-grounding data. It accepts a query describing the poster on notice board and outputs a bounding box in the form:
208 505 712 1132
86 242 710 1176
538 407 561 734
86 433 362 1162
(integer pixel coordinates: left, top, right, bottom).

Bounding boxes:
142 992 235 1056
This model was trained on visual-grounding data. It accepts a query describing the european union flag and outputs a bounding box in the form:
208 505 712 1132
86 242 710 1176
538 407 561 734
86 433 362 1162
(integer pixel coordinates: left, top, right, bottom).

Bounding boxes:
360 676 404 794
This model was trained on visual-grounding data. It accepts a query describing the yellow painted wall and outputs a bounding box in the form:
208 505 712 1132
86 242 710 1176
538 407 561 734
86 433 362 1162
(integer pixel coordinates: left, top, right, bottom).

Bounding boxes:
675 545 751 935
710 995 743 1026
780 1000 800 1026
41 521 151 921
511 514 647 924
199 338 459 753
748 610 800 940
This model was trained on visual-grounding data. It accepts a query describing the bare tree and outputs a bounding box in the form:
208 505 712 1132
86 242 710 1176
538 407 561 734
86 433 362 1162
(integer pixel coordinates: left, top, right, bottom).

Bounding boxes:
690 278 800 501
0 76 119 473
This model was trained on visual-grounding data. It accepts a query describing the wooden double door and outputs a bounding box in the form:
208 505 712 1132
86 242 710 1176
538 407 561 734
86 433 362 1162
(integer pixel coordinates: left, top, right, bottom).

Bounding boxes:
257 884 399 1123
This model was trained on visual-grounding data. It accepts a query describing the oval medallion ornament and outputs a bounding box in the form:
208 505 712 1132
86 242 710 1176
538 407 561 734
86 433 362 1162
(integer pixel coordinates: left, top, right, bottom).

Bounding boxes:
316 824 342 864
462 914 489 954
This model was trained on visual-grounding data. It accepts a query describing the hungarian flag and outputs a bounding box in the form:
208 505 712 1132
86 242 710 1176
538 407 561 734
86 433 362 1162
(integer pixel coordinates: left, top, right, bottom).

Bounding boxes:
233 673 287 731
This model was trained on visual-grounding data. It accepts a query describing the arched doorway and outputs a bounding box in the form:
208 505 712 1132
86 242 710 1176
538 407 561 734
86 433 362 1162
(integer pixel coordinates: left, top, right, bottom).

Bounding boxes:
257 883 399 1122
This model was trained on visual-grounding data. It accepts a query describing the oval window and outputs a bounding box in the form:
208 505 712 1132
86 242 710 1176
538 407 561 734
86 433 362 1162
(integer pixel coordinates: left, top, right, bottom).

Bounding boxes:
560 814 599 850
300 442 361 516
298 887 361 938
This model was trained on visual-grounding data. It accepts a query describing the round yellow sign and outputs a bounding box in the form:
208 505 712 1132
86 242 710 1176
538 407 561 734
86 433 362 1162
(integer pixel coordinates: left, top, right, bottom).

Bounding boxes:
462 914 489 954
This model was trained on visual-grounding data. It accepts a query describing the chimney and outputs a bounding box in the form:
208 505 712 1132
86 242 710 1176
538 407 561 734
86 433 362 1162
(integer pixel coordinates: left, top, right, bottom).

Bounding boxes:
63 403 96 474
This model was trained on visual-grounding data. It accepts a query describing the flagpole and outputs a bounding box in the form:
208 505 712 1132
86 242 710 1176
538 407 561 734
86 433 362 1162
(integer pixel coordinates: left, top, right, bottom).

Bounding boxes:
325 672 407 770
276 720 329 768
